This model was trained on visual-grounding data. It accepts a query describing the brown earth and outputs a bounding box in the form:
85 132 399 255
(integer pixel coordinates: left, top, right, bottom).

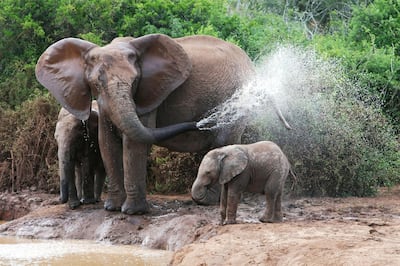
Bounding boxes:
1 187 400 265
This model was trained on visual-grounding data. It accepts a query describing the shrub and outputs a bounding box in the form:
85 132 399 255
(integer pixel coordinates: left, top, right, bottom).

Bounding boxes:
147 147 203 194
0 95 59 192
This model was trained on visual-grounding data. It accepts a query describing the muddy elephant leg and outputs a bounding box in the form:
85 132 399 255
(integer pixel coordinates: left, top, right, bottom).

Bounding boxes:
74 167 82 200
220 184 228 225
121 136 151 215
273 191 283 222
225 186 241 225
261 192 282 223
65 164 79 209
260 192 275 223
81 166 96 204
260 174 283 223
94 164 106 202
58 149 80 209
100 118 126 211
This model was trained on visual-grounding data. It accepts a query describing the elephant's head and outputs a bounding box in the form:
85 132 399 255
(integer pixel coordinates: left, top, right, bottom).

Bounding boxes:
36 34 196 143
191 146 249 205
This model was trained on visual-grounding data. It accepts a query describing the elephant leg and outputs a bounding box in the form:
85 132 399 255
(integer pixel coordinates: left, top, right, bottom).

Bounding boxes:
214 120 246 147
66 165 80 209
58 150 80 209
99 119 126 211
260 193 274 223
121 136 151 215
219 184 228 225
74 167 82 200
273 191 283 222
94 163 106 202
261 192 282 223
78 155 96 204
58 149 71 204
260 173 283 223
225 185 241 225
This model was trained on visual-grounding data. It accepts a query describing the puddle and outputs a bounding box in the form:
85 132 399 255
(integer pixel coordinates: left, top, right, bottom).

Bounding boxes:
0 236 173 266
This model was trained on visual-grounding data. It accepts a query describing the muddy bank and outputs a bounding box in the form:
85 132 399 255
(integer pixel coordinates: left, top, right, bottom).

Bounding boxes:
0 193 220 250
1 188 400 265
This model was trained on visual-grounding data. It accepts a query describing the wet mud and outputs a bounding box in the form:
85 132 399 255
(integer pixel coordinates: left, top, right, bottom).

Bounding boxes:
1 187 400 265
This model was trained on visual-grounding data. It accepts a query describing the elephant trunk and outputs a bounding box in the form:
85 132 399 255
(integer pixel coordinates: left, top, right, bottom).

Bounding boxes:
191 180 220 205
105 85 198 144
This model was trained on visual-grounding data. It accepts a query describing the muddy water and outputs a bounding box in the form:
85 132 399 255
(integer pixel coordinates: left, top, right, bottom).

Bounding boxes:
0 236 173 266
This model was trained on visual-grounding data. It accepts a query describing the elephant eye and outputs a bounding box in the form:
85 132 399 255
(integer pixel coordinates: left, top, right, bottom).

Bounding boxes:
127 52 137 62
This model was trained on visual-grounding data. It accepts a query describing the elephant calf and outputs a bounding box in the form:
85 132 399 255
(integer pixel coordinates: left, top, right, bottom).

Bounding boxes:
55 100 106 209
191 141 290 225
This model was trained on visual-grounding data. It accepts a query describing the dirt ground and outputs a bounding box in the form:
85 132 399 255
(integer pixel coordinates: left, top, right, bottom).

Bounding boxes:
1 186 400 265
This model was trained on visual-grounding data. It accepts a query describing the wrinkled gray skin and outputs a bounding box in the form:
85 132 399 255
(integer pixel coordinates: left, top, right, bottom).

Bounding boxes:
36 34 290 214
55 100 106 209
192 141 290 225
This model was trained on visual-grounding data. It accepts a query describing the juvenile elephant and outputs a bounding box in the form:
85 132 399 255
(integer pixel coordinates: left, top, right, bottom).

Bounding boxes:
191 141 290 225
36 34 290 214
55 100 106 209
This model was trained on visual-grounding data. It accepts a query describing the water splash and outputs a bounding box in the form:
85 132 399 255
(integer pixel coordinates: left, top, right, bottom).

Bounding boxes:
196 45 339 131
197 44 399 196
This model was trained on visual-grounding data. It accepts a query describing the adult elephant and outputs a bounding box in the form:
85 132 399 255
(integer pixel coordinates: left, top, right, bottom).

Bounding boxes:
36 34 285 214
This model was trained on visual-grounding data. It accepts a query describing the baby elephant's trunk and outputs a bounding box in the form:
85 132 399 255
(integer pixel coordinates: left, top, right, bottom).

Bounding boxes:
191 183 220 205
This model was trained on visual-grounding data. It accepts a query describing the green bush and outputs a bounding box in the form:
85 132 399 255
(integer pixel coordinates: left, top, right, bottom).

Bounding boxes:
147 147 203 194
312 0 400 129
0 0 398 197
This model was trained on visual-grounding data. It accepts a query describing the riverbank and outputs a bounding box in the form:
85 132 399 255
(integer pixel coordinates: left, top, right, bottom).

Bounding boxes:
1 187 400 265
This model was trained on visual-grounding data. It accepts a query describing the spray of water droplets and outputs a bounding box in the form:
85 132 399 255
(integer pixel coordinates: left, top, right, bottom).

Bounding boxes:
196 45 341 131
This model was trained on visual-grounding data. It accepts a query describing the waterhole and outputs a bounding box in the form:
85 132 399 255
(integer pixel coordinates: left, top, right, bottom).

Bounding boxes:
0 236 172 266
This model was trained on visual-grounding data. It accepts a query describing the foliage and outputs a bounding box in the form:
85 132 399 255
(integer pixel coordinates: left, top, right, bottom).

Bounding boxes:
0 95 59 192
0 0 398 197
148 147 203 194
312 0 400 128
251 46 400 197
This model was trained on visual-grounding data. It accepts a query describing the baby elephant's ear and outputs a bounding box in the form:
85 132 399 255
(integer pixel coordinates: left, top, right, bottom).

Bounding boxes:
219 147 248 184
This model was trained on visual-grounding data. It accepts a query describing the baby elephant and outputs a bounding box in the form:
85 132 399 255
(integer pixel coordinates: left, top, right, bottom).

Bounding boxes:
191 141 290 225
55 100 106 209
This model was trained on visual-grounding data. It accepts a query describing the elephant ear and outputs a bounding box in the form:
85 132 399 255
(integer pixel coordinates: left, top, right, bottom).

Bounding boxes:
35 38 97 120
219 147 249 185
130 34 192 114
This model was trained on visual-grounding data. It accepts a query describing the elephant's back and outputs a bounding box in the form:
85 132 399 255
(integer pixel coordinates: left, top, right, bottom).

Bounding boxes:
55 108 83 144
176 35 254 81
247 141 290 169
158 36 254 123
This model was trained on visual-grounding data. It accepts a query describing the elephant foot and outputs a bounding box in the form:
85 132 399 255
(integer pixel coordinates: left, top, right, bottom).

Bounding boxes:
121 198 149 215
104 198 123 211
68 199 81 209
224 219 237 225
81 197 96 204
59 195 68 204
259 216 282 223
95 194 102 202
